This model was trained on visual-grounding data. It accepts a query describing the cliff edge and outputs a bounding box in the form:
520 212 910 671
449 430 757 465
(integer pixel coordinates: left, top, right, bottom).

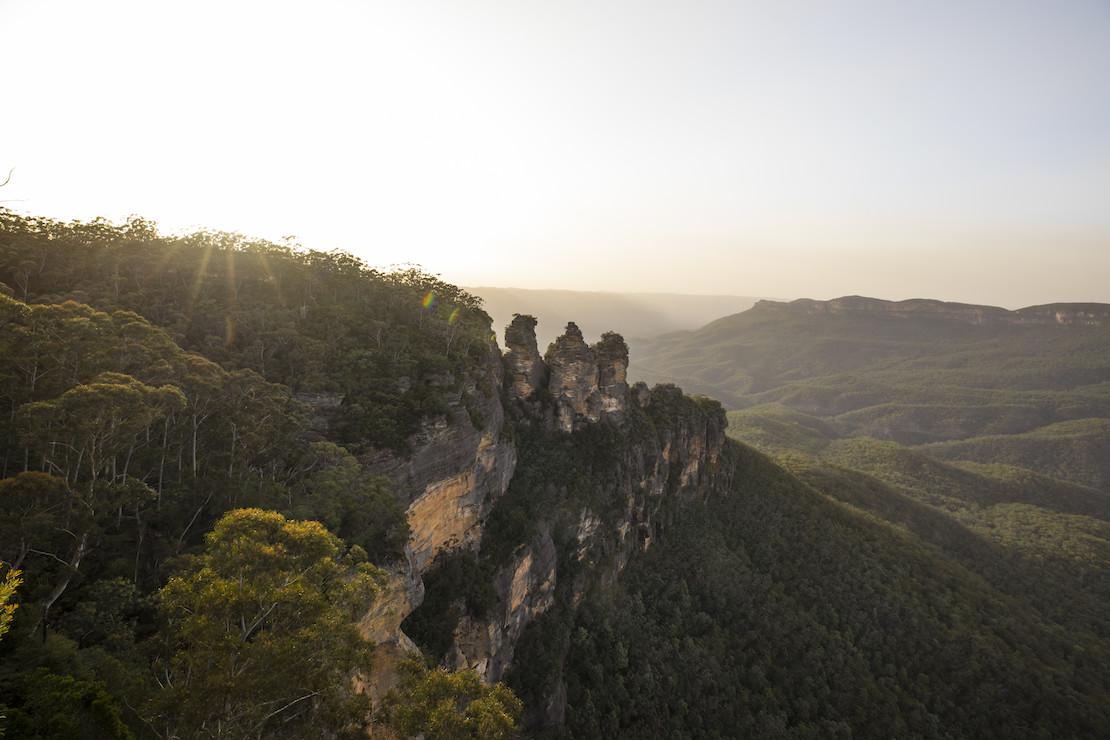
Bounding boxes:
754 296 1110 326
358 313 734 726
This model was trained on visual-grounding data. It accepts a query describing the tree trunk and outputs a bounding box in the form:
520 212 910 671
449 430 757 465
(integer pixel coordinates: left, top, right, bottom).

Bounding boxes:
30 530 89 639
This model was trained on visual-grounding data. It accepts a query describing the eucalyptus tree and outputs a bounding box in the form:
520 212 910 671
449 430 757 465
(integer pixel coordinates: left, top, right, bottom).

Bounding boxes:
146 508 383 739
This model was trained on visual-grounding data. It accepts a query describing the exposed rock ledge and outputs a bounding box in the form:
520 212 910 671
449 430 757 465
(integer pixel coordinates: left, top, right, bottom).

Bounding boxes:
354 315 731 709
754 296 1110 327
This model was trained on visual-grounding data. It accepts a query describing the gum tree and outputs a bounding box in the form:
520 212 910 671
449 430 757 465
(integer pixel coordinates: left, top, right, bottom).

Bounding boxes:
147 508 383 739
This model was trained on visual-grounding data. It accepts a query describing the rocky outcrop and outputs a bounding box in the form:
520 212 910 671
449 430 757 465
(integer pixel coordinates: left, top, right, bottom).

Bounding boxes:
505 318 633 432
357 316 730 715
293 390 346 436
546 322 601 432
362 371 513 511
447 529 558 682
1015 303 1110 327
504 314 548 406
754 296 1110 327
446 381 732 698
595 332 631 424
357 346 516 703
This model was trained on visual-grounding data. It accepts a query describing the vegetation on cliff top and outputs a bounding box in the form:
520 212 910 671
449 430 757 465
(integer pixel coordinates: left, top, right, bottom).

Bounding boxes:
0 209 505 737
3 208 1109 737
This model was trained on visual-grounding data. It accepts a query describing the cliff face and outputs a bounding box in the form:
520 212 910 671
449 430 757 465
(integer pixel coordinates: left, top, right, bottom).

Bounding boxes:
755 296 1110 327
511 319 633 433
504 313 548 408
356 346 516 701
357 314 732 713
438 318 730 710
444 386 731 680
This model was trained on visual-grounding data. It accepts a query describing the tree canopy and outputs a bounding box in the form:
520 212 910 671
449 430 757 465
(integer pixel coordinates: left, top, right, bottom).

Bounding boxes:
376 655 522 740
146 508 383 739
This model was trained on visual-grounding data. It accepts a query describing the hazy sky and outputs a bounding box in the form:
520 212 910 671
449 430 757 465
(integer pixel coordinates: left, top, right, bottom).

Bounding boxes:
3 0 1109 308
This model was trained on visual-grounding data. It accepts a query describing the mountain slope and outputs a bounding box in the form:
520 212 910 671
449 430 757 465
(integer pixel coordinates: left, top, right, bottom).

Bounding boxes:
3 211 1109 737
534 443 1110 738
633 296 1110 491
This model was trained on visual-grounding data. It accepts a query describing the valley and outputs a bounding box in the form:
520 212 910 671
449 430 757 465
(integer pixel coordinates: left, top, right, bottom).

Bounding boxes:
0 210 1108 738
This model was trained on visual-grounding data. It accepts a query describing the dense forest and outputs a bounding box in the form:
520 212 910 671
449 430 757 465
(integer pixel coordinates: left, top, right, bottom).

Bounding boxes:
0 210 516 737
2 209 1109 738
612 295 1110 737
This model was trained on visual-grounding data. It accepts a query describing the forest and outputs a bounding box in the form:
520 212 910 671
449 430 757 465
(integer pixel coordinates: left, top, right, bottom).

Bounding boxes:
0 210 516 737
1 208 1109 738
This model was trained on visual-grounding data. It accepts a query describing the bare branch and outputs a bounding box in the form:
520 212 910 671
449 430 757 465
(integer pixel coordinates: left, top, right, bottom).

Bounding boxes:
0 168 12 187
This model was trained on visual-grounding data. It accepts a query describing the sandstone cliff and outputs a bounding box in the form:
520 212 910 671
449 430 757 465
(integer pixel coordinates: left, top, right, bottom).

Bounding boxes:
356 314 733 720
355 345 516 701
754 296 1110 326
503 313 548 410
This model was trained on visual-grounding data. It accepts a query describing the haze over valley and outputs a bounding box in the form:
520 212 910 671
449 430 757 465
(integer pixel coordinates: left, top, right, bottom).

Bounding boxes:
3 1 1109 308
2 0 1109 736
2 213 1109 736
468 287 768 350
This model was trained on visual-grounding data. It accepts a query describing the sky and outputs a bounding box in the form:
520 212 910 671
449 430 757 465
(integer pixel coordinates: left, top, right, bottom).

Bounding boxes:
2 0 1109 308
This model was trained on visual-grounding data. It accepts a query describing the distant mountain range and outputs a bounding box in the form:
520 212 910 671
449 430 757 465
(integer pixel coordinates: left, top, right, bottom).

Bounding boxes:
466 286 769 351
631 294 1110 493
753 295 1110 327
4 201 1110 735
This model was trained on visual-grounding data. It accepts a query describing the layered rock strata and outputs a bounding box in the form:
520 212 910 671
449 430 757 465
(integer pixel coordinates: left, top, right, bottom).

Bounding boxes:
357 348 516 702
445 380 731 691
546 322 602 432
504 314 548 403
357 316 730 710
505 319 632 432
755 296 1110 327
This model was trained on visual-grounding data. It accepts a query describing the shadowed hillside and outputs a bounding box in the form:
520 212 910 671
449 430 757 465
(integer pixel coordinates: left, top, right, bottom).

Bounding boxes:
633 296 1110 492
2 211 1109 737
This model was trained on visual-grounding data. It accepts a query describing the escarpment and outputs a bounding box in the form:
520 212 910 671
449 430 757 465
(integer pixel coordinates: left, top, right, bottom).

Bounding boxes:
358 313 734 723
754 296 1110 326
356 344 516 701
387 316 733 730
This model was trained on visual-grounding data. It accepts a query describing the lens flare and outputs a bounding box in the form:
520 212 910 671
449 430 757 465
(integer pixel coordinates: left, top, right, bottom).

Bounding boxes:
422 291 436 309
449 308 459 324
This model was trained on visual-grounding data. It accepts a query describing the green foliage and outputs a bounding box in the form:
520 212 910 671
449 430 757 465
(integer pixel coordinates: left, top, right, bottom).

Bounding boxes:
0 210 496 456
287 441 410 565
0 566 20 644
375 655 522 740
545 441 1110 737
725 404 838 455
0 211 498 736
402 551 498 660
146 508 383 739
921 418 1110 491
3 668 134 739
637 304 1110 492
18 372 185 489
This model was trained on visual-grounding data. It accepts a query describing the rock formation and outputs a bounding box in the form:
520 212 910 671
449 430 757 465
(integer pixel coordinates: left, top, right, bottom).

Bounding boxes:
504 314 548 404
354 315 730 715
356 347 516 703
595 331 631 423
546 322 602 432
